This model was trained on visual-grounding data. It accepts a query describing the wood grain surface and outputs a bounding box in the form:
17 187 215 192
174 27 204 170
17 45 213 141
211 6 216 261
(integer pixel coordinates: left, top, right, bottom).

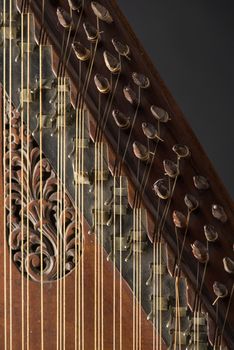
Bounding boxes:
0 86 159 349
28 0 234 348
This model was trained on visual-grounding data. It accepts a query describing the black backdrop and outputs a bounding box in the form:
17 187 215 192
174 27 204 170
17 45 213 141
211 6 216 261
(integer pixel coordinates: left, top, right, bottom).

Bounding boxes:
117 0 234 198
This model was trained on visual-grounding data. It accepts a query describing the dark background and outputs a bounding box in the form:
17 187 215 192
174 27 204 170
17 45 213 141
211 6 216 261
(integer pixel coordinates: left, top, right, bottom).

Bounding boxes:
117 0 234 199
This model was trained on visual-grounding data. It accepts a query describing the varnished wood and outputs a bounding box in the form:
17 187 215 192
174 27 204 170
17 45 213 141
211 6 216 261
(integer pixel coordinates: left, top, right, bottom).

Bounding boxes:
0 87 161 349
28 0 234 348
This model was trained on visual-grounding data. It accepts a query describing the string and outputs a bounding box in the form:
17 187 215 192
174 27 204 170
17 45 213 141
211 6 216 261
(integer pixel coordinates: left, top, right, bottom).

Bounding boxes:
9 0 13 348
156 240 159 350
113 176 116 350
97 142 101 350
62 1 85 78
60 76 65 350
57 5 73 80
56 75 61 350
39 34 44 350
26 10 31 350
58 76 63 350
94 141 97 350
74 95 78 350
97 125 99 350
37 5 47 350
159 242 163 350
70 19 101 350
57 29 66 78
132 208 135 350
95 60 122 143
60 24 72 78
133 121 161 208
158 161 180 241
213 302 219 348
98 143 100 350
192 247 209 349
173 212 190 350
135 209 138 350
115 87 141 176
176 209 191 268
74 83 80 350
153 200 164 350
81 108 85 350
152 196 160 350
20 9 25 350
76 17 100 114
138 209 141 350
3 0 7 347
74 29 87 350
119 176 123 350
219 284 234 347
152 242 155 350
95 74 113 142
137 209 140 350
63 76 67 350
101 142 104 350
78 84 82 350
69 6 88 348
139 209 142 350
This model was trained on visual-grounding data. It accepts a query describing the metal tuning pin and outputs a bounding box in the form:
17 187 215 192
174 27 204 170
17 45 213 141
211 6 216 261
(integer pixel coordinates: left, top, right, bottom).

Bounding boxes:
72 41 90 61
19 88 34 107
74 171 91 186
153 178 170 200
172 210 187 229
150 105 170 123
184 194 199 212
112 38 130 60
112 109 130 129
106 177 131 260
187 313 208 349
147 295 169 321
193 175 210 190
50 114 68 137
69 136 90 159
133 141 150 161
94 74 111 94
125 219 148 262
91 2 113 23
223 257 234 274
204 224 219 242
56 7 72 28
142 122 163 141
132 72 150 89
191 241 209 263
32 113 54 137
103 51 121 74
163 159 179 178
0 13 17 42
123 86 137 105
168 278 189 347
83 22 99 42
68 0 82 11
89 209 112 234
107 235 129 261
146 246 167 286
212 204 227 223
172 144 190 159
212 281 228 305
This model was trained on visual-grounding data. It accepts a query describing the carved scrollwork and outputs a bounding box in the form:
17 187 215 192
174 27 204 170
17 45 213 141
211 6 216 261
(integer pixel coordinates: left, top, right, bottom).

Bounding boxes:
5 102 80 282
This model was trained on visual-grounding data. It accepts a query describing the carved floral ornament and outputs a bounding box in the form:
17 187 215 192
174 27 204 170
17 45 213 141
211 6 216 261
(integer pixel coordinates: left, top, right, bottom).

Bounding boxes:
5 104 80 283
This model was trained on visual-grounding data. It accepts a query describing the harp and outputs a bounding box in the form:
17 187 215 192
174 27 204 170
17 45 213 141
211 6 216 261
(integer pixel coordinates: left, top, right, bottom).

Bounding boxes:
0 0 233 349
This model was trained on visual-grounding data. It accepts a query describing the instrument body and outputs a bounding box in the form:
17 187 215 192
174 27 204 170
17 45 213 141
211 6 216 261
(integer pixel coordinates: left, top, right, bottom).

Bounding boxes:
0 0 234 349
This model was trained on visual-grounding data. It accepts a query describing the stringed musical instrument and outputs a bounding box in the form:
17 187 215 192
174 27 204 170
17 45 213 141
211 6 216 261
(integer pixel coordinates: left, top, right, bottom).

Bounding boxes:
0 0 234 349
